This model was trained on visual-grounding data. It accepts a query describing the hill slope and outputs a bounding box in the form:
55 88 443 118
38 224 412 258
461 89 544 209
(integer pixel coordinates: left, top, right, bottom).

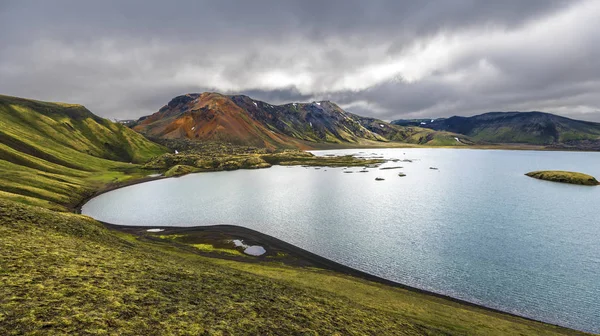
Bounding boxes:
0 198 587 335
0 94 166 209
133 92 472 148
404 111 600 145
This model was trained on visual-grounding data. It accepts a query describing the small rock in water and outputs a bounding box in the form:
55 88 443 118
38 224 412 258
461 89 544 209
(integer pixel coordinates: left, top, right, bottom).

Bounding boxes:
375 177 385 181
244 246 266 256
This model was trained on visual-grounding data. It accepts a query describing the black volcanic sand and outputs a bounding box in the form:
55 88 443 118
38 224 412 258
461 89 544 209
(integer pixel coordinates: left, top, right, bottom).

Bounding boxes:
103 222 431 288
103 223 368 271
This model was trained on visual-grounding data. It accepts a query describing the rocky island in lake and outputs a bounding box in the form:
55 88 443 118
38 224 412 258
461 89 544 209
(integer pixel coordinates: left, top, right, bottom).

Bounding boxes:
525 171 599 186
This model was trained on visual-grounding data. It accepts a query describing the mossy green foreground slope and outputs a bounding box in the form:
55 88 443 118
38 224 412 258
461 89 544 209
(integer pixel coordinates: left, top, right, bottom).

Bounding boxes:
0 95 590 335
0 200 587 335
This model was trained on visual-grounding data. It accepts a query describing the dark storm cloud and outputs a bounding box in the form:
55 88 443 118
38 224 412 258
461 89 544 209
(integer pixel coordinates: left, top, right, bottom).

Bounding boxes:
1 0 599 121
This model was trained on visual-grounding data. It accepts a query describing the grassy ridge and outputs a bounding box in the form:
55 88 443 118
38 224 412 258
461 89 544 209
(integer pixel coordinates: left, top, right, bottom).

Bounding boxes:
416 111 600 146
0 95 165 164
0 95 167 209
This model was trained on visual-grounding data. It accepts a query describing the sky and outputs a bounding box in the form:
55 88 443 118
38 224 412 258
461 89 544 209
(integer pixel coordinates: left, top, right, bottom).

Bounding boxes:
1 0 600 121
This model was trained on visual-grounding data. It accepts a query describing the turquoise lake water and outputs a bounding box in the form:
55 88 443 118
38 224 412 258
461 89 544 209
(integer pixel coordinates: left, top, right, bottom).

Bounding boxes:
82 148 600 332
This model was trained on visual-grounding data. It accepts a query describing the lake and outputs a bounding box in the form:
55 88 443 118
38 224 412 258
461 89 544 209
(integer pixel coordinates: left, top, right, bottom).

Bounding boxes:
82 148 600 333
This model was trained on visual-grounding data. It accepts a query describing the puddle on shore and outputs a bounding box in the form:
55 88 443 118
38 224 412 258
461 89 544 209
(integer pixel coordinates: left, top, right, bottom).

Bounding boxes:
244 246 266 256
146 228 164 232
232 239 266 256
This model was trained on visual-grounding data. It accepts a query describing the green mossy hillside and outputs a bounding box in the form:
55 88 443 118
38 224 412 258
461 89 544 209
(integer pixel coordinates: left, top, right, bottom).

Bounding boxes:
0 95 165 165
163 164 197 177
0 199 587 335
0 94 167 210
526 171 599 186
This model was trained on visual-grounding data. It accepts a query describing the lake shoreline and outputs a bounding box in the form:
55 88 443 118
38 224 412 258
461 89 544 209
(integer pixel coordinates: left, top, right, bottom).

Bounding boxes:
76 150 598 334
73 175 168 213
73 144 599 213
98 221 583 333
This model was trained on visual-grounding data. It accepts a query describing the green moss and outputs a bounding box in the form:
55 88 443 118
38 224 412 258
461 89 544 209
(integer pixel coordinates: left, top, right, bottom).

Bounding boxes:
163 164 197 177
525 171 599 186
145 146 385 176
267 252 288 258
157 234 186 240
0 190 67 211
191 243 244 256
240 156 271 169
0 95 166 166
0 94 167 210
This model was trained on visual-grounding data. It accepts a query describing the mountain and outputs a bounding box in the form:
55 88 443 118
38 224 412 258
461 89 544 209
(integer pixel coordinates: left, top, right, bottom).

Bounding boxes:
132 92 472 148
397 111 600 146
0 94 166 209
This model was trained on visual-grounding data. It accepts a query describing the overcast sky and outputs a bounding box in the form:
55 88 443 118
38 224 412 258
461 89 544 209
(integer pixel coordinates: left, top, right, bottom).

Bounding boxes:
1 0 599 121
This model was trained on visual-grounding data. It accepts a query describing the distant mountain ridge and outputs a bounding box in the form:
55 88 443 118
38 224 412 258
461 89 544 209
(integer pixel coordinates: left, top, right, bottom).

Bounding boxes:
133 92 471 148
392 118 446 127
393 111 600 146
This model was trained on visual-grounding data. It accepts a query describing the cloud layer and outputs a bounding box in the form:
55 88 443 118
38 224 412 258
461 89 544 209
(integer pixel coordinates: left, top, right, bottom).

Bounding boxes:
1 0 599 121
